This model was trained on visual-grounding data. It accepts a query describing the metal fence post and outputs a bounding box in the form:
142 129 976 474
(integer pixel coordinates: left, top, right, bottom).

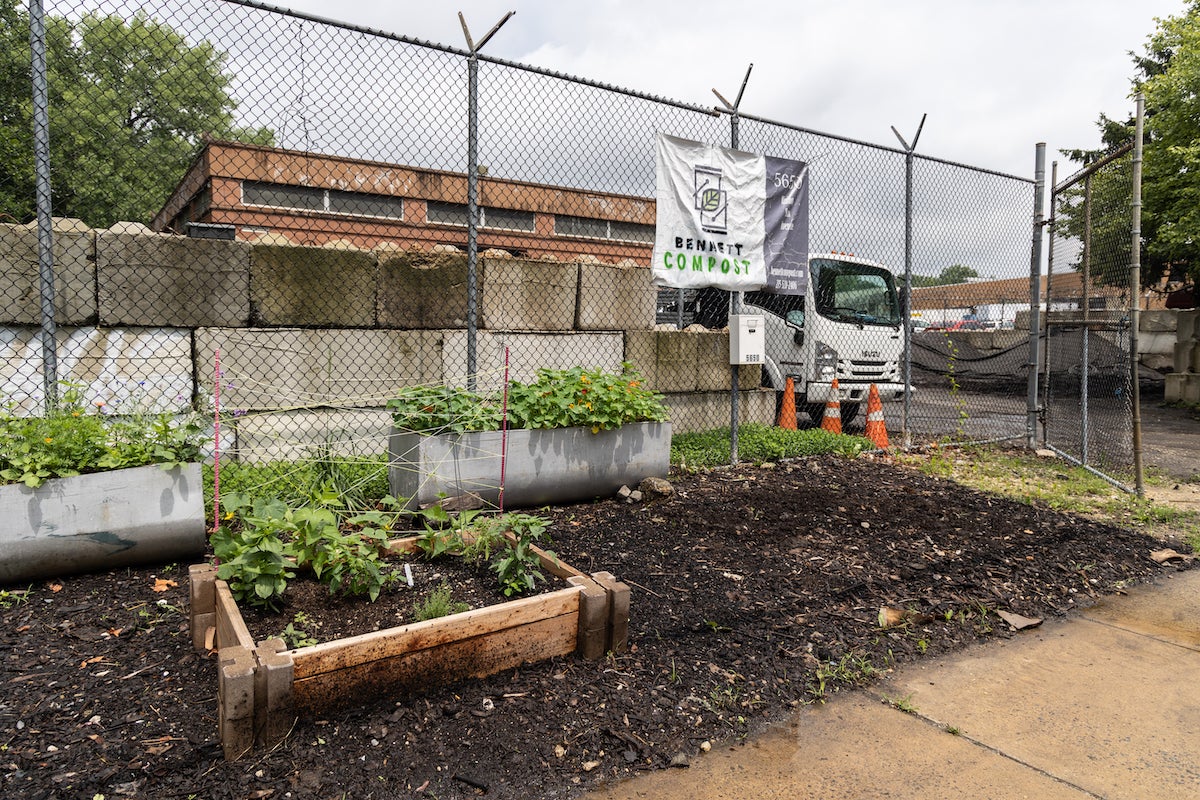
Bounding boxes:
1130 93 1145 496
714 64 753 466
891 115 926 450
459 12 513 392
30 0 58 410
1026 143 1046 449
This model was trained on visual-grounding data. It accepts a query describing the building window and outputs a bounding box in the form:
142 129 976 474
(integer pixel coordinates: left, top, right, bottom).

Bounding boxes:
556 214 654 243
426 201 535 232
242 181 404 219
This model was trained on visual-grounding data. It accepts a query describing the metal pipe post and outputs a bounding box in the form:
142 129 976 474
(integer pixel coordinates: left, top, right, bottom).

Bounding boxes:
1041 160 1058 441
1130 94 1145 495
30 0 58 410
1026 143 1046 449
465 52 480 391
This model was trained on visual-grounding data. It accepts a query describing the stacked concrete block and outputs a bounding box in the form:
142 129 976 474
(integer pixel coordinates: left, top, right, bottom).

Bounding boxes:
480 256 576 331
662 389 775 433
576 261 656 331
229 408 393 463
441 330 624 392
195 328 442 410
0 326 193 416
1138 309 1178 372
625 328 760 393
1166 310 1200 403
251 243 377 327
377 250 469 328
0 219 96 325
97 225 250 327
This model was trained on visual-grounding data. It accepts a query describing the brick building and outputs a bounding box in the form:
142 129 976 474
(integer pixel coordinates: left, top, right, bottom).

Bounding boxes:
151 140 656 263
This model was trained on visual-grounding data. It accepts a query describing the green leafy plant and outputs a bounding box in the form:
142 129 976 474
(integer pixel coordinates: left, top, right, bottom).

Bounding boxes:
386 364 668 438
506 363 668 433
386 384 501 434
279 612 318 648
213 491 400 606
491 513 554 597
413 581 470 621
211 493 296 609
671 424 872 470
0 380 207 488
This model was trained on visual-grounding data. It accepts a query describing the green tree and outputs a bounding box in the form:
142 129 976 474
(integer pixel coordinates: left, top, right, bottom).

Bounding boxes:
911 264 979 287
0 2 272 228
1061 2 1200 288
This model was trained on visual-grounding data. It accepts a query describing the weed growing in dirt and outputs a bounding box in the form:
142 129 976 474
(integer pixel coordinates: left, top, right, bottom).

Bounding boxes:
0 587 30 608
414 581 470 621
672 423 872 470
882 693 918 714
279 612 318 648
809 652 879 701
898 445 1200 548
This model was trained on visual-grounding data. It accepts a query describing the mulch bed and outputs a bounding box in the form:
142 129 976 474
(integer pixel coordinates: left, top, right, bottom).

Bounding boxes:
1 453 1191 799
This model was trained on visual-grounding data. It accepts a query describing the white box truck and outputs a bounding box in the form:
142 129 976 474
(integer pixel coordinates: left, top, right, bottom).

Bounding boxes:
691 253 906 425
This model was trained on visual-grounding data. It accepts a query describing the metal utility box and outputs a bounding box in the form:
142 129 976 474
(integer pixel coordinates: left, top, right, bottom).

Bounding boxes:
729 314 765 365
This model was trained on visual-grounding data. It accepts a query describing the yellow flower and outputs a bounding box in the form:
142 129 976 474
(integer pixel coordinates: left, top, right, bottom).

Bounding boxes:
585 402 592 410
628 380 639 388
44 437 53 444
591 425 600 434
580 374 590 384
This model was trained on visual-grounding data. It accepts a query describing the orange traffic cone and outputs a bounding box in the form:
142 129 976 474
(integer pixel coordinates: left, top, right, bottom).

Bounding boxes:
864 383 889 449
777 377 797 430
820 378 842 435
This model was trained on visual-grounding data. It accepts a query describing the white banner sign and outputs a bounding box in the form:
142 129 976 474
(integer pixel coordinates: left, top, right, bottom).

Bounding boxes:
652 133 809 294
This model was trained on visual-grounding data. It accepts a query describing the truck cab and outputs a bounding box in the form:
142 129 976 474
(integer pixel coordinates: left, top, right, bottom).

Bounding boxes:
694 253 905 425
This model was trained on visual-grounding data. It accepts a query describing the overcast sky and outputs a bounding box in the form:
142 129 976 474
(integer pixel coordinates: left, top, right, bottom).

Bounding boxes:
272 0 1185 178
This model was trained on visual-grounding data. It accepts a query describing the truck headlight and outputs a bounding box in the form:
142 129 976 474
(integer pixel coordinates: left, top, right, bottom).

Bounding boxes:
814 340 837 382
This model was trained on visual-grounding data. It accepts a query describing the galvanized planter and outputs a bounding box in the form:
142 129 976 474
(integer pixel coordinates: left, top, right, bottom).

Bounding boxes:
387 421 672 509
0 463 207 584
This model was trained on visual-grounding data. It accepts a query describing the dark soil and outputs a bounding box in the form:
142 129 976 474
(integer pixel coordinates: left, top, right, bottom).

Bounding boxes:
2 453 1191 800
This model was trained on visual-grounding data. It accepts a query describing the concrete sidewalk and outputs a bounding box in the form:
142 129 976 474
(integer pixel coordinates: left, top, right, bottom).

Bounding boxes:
587 570 1200 800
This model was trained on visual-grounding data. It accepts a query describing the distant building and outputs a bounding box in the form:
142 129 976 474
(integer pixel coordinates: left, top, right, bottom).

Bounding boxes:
909 272 1162 328
151 140 656 263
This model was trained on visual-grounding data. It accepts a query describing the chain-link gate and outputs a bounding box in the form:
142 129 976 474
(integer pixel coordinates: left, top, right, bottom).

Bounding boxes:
1044 130 1142 490
3 0 1039 473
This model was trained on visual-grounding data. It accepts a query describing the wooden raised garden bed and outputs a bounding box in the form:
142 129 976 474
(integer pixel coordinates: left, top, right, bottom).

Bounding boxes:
189 540 629 760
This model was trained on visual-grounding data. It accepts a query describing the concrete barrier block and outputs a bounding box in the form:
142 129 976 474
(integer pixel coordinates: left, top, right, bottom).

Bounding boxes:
0 326 193 416
251 244 377 327
1178 310 1200 342
1165 372 1200 403
1138 331 1177 356
480 257 576 331
97 228 250 327
654 331 700 392
196 328 442 410
377 250 469 329
1173 341 1197 374
440 330 623 392
623 330 659 389
693 330 762 390
577 263 656 331
662 388 775 433
229 408 393 463
0 220 96 325
1140 310 1177 333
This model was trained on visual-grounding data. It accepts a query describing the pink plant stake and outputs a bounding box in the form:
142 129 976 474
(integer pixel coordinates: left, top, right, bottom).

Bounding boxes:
499 347 510 514
211 350 221 536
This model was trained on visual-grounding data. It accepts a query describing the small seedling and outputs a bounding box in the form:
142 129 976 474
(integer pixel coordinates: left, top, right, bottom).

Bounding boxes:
882 693 917 714
413 581 469 621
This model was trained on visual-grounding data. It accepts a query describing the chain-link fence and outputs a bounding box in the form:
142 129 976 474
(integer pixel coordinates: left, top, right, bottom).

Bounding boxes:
3 0 1039 470
1044 140 1139 487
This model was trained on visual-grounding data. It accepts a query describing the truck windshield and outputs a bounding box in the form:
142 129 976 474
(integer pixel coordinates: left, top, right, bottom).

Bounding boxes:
812 258 900 326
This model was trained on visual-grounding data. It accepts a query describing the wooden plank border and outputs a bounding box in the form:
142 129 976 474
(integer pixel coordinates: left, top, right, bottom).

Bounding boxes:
192 554 630 759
